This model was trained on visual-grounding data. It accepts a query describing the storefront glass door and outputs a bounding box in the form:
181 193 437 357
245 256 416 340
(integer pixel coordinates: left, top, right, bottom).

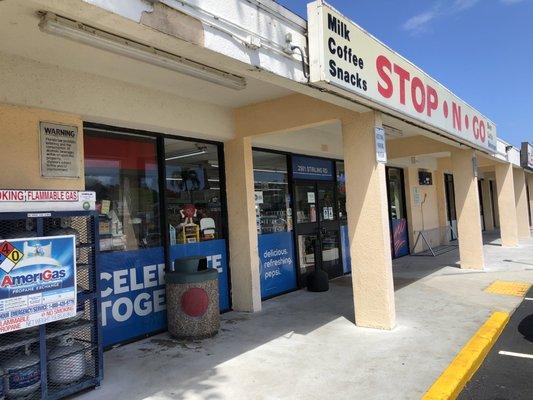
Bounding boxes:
444 173 458 240
294 181 342 284
386 167 409 258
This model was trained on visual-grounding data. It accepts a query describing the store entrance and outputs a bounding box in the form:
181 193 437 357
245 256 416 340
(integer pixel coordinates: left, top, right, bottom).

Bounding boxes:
293 181 342 285
444 173 458 241
386 167 409 259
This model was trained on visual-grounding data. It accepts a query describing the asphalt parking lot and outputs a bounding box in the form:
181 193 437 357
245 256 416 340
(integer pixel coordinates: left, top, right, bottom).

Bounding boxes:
459 286 533 400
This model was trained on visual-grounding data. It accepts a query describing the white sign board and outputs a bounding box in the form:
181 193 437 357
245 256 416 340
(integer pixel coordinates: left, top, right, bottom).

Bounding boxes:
0 235 76 333
521 142 533 170
0 190 95 212
308 1 497 153
40 122 80 178
255 191 264 204
375 127 387 163
413 187 421 206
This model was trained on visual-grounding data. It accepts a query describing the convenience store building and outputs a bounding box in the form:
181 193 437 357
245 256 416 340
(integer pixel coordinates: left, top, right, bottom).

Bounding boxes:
0 0 531 347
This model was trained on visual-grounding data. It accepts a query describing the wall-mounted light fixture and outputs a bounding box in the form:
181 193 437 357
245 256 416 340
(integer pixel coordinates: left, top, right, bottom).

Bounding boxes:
39 12 247 90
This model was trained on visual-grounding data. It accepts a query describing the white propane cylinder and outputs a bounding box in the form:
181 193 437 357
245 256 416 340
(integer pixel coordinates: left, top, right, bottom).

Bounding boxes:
48 335 86 385
3 345 40 399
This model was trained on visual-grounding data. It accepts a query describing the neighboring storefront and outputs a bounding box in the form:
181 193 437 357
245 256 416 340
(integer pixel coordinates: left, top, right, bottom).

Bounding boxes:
253 151 353 298
84 124 230 347
254 150 419 298
386 167 410 259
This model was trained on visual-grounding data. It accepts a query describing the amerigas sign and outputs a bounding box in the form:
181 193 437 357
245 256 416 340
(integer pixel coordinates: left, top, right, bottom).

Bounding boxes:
307 1 497 153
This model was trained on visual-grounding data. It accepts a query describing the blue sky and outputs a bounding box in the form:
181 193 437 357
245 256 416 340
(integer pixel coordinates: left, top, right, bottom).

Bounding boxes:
277 0 532 147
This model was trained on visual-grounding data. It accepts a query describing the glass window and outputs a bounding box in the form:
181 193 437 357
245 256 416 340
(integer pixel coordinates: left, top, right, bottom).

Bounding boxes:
164 139 223 243
84 131 161 252
252 151 291 234
336 161 347 222
294 183 316 224
387 167 406 220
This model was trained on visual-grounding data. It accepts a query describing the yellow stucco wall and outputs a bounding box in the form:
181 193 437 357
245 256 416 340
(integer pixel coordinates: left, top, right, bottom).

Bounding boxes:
404 166 441 252
0 103 84 190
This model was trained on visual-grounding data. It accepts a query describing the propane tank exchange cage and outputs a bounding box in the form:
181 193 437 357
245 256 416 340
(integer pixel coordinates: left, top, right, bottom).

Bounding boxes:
0 211 103 399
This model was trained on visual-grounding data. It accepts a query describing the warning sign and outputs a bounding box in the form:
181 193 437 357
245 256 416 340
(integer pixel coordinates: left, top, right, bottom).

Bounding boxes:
0 241 23 274
40 122 80 178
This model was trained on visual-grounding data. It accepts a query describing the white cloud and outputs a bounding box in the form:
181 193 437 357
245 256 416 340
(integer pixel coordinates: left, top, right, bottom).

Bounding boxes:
453 0 481 10
402 10 439 33
402 0 483 34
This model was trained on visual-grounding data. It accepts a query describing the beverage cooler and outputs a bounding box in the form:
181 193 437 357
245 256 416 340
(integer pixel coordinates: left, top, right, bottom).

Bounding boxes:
0 190 102 400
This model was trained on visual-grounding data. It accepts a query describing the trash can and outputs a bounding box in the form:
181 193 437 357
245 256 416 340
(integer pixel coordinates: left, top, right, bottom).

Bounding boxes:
165 256 220 339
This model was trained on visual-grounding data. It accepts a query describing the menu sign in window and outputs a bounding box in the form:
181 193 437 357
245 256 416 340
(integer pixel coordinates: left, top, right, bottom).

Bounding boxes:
40 122 80 178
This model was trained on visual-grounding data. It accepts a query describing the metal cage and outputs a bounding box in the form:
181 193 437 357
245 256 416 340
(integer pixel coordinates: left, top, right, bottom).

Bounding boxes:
0 211 102 400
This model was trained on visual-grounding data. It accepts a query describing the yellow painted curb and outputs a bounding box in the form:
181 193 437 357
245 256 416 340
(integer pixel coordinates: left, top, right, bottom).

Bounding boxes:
422 311 510 400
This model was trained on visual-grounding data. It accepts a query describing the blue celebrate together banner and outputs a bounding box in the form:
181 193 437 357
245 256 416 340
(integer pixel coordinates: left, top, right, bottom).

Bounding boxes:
100 240 230 347
0 235 77 333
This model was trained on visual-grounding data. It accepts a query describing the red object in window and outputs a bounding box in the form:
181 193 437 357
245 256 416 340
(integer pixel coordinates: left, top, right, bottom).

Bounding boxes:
84 135 157 171
181 288 209 317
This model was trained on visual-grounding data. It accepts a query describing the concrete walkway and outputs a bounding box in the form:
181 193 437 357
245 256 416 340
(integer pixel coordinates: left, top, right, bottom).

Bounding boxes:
79 234 533 400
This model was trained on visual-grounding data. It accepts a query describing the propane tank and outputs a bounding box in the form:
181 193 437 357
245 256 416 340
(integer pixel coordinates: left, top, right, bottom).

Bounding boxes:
56 302 85 327
48 218 80 246
0 363 5 400
48 335 85 385
9 219 37 239
3 345 40 399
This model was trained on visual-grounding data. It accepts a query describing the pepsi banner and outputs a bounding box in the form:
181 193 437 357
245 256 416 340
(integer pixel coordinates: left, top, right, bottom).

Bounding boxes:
0 235 77 333
340 225 352 273
258 232 297 299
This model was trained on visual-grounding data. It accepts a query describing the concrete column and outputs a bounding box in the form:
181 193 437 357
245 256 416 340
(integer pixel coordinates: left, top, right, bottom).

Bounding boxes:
342 111 395 330
513 168 530 239
451 150 484 269
224 137 262 312
481 179 495 231
495 162 519 247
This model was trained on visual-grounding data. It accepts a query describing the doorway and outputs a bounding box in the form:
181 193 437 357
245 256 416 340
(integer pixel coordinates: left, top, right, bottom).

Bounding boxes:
444 173 458 240
478 179 486 231
293 181 342 285
386 167 409 258
489 180 499 228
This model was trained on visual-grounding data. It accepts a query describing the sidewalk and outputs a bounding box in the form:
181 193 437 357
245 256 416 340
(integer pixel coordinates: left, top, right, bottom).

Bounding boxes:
79 234 533 400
